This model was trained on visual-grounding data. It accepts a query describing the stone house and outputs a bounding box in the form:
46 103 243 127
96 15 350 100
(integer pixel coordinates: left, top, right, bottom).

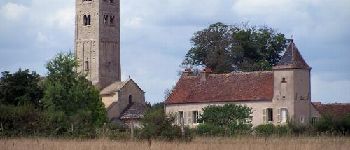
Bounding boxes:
100 79 146 127
165 41 318 127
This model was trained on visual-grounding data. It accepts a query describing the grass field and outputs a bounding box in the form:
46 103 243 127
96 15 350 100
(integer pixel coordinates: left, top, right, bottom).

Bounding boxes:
1 137 349 150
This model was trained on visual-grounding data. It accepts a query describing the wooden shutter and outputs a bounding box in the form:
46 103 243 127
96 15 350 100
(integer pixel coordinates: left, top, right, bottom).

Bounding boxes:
187 111 192 125
263 109 267 124
277 108 281 123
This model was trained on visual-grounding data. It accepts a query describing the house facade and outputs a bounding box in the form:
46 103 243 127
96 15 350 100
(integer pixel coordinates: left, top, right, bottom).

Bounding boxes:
165 41 316 127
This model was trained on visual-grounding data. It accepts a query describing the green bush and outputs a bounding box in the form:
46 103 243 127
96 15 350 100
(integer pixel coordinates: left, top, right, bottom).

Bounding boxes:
254 124 275 136
139 103 192 141
275 125 290 136
314 114 350 135
196 123 226 136
254 124 290 137
199 104 253 136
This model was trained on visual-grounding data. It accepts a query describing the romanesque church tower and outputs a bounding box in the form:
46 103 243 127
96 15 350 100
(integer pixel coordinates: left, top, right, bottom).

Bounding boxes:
75 0 121 89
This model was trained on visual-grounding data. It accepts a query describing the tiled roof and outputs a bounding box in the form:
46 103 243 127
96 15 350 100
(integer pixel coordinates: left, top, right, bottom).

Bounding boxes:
120 103 147 120
273 42 311 70
312 103 350 119
165 71 274 104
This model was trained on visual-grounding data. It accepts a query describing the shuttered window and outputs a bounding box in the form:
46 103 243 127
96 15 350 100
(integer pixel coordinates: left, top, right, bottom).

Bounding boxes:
263 109 267 123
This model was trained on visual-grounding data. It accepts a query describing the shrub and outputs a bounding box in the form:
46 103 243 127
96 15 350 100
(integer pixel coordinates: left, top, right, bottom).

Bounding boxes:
199 104 253 136
139 103 192 141
275 125 290 136
254 124 275 136
196 123 225 136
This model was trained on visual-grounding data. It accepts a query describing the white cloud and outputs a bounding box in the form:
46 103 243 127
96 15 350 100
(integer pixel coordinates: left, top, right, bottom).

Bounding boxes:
1 2 29 21
46 6 75 30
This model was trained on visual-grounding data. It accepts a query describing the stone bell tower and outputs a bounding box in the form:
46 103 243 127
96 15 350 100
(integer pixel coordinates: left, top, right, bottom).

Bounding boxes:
75 0 121 89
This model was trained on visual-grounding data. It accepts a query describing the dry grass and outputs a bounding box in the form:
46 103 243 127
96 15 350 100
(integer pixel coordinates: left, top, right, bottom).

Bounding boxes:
1 137 349 150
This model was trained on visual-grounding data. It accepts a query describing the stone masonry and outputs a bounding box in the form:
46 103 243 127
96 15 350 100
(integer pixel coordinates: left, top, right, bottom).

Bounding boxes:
75 0 121 89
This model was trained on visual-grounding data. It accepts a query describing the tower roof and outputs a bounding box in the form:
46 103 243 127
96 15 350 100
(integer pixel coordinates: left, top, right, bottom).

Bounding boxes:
273 41 311 70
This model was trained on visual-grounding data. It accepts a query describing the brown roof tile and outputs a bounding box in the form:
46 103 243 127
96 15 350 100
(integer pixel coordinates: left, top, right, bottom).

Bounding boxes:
165 71 274 104
312 103 350 119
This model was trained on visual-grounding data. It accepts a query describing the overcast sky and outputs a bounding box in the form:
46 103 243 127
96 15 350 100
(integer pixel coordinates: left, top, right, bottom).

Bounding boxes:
0 0 349 104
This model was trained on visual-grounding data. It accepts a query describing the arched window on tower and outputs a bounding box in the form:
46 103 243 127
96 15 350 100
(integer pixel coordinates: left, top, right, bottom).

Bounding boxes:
104 15 108 24
128 95 133 105
110 16 115 25
83 15 91 26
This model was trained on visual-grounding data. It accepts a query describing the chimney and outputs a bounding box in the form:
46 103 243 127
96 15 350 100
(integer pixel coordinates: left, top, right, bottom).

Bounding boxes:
182 68 193 76
200 67 212 82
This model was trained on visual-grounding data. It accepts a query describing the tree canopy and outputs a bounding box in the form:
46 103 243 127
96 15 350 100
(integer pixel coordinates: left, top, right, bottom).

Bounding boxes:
0 69 43 108
183 22 287 73
42 53 106 130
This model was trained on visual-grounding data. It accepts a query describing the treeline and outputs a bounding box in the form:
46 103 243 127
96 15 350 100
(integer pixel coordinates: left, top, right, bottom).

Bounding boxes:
1 53 349 140
0 53 191 140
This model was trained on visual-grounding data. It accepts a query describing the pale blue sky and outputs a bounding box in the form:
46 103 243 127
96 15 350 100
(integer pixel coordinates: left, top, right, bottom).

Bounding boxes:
0 0 349 104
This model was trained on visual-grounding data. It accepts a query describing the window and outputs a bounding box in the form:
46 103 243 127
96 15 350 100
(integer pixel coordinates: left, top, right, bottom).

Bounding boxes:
128 95 132 104
267 108 273 122
83 15 91 26
280 108 288 123
85 61 89 71
178 111 184 125
263 108 274 123
311 117 318 125
110 16 115 25
300 116 305 124
281 77 287 83
110 0 114 3
104 15 108 24
192 111 199 124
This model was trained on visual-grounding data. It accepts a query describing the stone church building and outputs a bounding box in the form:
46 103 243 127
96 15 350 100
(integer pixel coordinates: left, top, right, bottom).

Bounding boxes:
165 42 322 127
74 0 146 127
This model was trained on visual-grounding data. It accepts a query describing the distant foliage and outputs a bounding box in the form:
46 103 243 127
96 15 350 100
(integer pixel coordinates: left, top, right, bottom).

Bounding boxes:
183 22 287 73
197 104 252 136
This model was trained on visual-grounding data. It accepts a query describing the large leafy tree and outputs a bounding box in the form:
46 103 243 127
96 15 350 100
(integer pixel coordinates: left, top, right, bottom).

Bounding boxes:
42 53 106 131
183 22 287 73
0 69 43 108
